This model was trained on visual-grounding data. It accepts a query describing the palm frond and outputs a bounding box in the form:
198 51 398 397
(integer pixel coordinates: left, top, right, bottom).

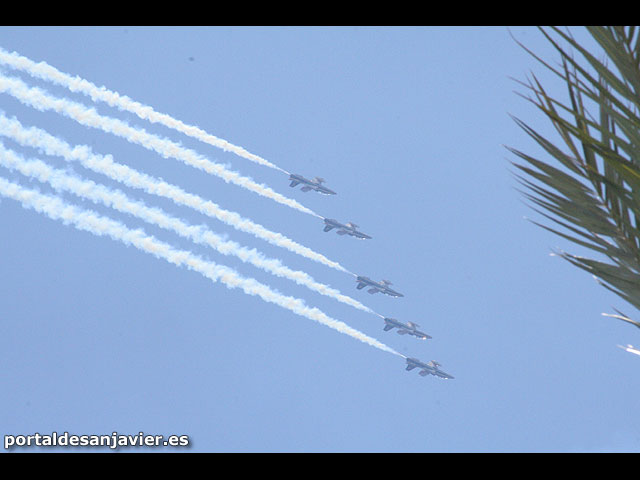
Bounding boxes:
602 308 640 329
511 26 640 330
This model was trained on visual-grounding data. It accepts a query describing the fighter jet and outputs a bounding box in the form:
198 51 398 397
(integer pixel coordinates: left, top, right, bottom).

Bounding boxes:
405 358 454 379
323 218 372 240
618 344 640 356
355 276 404 297
383 318 431 340
288 174 336 195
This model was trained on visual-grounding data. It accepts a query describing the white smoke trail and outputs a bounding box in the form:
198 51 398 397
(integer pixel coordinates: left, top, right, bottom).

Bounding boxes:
0 46 289 174
0 73 318 217
0 113 349 273
0 176 400 356
0 142 372 314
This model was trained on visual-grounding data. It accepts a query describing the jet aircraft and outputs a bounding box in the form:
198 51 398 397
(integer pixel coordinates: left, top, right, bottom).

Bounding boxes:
288 174 336 195
405 358 454 379
323 218 372 239
383 318 431 340
355 276 404 297
618 344 640 356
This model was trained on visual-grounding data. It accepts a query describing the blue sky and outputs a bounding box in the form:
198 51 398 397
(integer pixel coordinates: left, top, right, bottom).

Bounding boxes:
0 26 638 452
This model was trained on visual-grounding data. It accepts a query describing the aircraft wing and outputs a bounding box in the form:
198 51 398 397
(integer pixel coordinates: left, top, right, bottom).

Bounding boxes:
383 324 394 331
367 288 380 294
356 282 367 290
406 364 417 371
336 230 348 235
397 329 408 335
289 180 300 187
323 225 335 232
385 288 403 297
300 186 312 192
355 232 371 239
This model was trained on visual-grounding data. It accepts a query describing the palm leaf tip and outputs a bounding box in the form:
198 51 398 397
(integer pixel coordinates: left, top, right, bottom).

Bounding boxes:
602 308 640 329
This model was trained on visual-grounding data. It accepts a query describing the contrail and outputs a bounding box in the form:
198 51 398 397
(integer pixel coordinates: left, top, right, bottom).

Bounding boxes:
0 73 318 217
0 113 349 273
0 176 400 356
0 46 290 174
0 142 372 314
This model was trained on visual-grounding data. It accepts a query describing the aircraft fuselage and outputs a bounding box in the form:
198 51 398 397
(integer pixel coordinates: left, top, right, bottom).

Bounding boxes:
355 276 403 297
323 218 372 239
289 174 336 195
405 358 454 379
383 318 431 339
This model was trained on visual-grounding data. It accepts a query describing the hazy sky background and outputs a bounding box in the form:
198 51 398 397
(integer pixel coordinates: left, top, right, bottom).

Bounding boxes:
1 26 638 452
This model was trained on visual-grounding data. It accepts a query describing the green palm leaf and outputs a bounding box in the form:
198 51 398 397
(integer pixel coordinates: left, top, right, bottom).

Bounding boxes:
511 26 640 332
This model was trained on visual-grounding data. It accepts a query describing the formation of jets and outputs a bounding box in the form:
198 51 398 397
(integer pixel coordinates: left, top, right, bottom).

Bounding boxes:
287 172 452 380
